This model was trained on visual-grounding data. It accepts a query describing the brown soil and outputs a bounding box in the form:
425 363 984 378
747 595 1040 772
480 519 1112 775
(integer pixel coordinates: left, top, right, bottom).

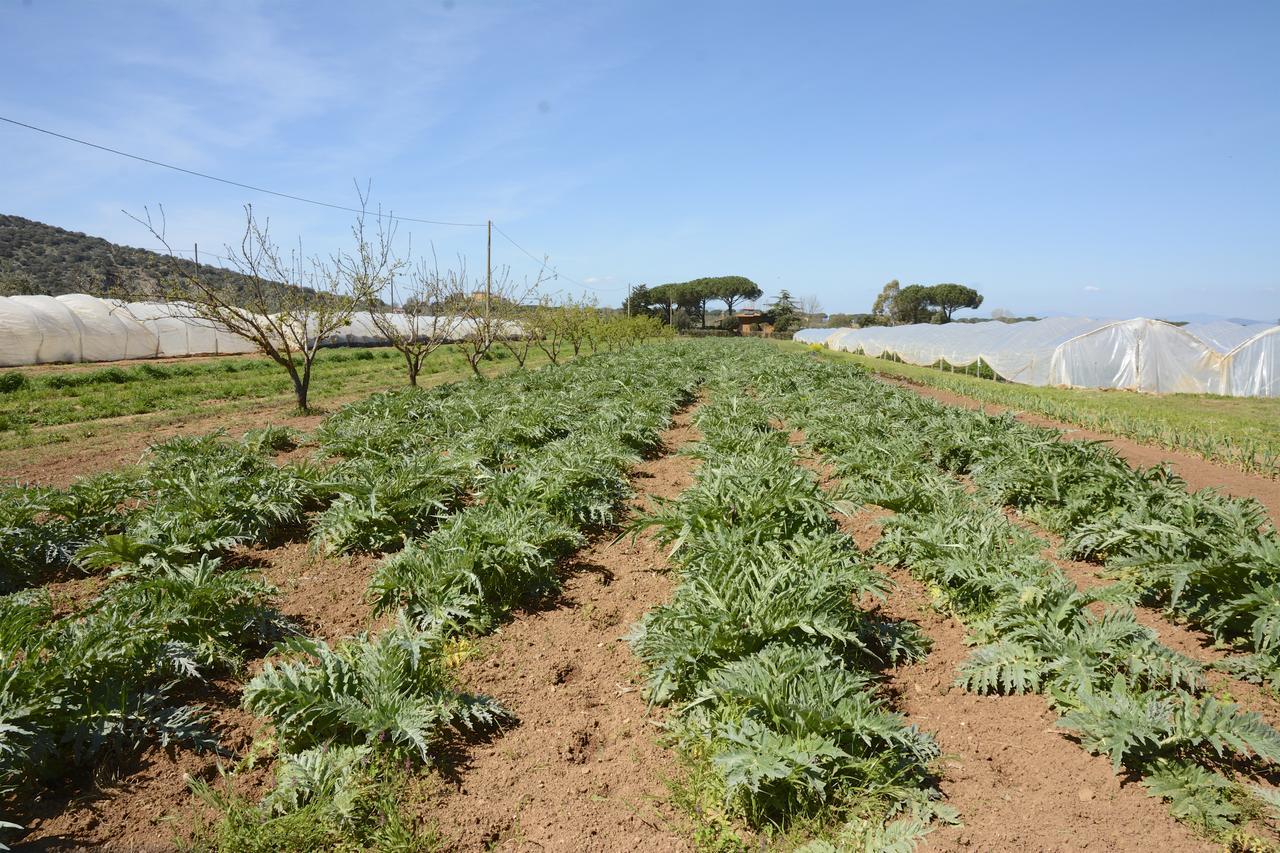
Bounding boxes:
839 508 1214 852
420 407 703 852
13 538 385 850
17 678 266 853
0 403 335 488
1003 508 1280 735
883 377 1280 524
251 541 385 643
781 427 1208 849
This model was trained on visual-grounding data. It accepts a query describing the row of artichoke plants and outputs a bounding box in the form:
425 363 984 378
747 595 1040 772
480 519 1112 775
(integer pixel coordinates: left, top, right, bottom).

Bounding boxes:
628 359 955 850
755 345 1280 842
0 344 705 850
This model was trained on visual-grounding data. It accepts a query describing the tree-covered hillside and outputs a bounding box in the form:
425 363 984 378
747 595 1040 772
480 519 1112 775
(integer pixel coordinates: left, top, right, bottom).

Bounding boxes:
0 214 256 299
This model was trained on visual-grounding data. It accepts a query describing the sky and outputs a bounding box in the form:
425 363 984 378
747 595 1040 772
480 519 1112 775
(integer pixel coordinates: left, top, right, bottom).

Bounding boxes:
1 0 1277 321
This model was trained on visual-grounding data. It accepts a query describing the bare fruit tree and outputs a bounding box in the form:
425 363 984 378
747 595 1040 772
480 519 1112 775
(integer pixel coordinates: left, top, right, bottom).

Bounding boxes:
370 255 469 385
131 204 372 412
451 264 543 378
527 296 568 365
801 294 824 326
337 200 468 387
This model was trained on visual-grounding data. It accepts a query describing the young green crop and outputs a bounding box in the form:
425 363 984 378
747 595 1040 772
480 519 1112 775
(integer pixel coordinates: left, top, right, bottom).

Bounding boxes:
751 340 1280 839
628 374 948 842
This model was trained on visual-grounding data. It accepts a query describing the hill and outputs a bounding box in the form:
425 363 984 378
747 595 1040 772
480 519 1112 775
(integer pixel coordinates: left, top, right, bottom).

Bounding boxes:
0 214 259 300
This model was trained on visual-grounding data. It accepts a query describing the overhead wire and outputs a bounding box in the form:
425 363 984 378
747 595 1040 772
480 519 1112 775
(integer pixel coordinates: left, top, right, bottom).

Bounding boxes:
491 223 615 294
0 114 486 228
1 113 618 295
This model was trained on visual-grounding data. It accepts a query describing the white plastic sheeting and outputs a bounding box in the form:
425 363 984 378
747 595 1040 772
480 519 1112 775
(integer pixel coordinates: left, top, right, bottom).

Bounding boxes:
1048 320 1225 394
792 328 831 344
796 317 1280 397
5 295 85 363
114 301 259 357
1182 320 1274 353
320 313 511 346
0 292 514 367
56 294 157 362
1229 326 1280 398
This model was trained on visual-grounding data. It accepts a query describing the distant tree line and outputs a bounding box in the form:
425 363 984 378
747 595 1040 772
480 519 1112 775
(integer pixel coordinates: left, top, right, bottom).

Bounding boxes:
870 280 984 324
622 276 764 329
810 280 986 329
622 276 812 335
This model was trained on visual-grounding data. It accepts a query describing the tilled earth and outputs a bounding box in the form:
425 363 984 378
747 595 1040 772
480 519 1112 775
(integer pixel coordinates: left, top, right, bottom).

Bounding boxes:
419 407 703 852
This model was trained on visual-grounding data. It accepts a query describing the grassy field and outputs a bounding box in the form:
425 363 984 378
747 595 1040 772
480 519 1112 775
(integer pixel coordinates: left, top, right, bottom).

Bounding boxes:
771 340 1280 477
0 346 548 453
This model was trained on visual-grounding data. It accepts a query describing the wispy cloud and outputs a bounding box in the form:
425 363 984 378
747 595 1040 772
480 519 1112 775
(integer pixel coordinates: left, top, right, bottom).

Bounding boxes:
1083 285 1103 292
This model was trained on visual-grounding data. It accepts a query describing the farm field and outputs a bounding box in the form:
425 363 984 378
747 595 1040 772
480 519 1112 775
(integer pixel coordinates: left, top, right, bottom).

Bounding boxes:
772 340 1280 478
0 346 548 485
4 338 1280 851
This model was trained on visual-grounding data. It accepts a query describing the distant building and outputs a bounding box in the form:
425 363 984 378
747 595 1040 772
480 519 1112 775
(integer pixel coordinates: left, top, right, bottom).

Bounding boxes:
735 308 773 335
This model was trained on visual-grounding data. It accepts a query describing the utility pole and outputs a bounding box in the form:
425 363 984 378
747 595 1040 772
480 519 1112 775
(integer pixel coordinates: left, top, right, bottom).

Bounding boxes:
626 283 632 317
486 219 492 319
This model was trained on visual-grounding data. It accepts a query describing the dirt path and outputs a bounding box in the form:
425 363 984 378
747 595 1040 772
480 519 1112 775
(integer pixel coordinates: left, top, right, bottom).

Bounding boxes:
420 407 702 852
0 399 336 487
881 376 1280 524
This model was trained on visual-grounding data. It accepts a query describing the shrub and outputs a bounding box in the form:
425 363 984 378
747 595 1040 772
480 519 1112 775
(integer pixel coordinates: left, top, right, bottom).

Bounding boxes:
0 373 27 394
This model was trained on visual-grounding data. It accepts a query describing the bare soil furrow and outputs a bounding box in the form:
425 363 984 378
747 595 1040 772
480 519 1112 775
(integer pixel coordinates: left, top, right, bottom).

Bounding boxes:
842 508 1213 853
421 407 703 852
784 424 1210 851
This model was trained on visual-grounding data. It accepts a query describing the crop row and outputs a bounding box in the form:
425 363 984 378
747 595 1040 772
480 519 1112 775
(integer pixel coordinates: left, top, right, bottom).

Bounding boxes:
807 352 1280 686
824 347 1280 477
754 345 1280 840
223 345 705 848
0 344 706 850
1 349 687 594
628 361 954 849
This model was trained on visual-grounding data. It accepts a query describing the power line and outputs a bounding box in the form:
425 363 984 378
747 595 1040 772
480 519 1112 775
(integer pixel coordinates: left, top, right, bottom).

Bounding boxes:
2 112 616 295
491 223 615 294
0 114 486 228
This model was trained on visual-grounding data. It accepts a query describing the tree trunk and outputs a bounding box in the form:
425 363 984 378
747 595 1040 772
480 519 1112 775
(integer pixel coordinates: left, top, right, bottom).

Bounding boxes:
406 351 419 386
290 364 310 413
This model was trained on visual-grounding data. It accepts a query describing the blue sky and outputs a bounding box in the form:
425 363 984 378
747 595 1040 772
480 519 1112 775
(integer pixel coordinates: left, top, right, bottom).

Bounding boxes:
1 1 1277 320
